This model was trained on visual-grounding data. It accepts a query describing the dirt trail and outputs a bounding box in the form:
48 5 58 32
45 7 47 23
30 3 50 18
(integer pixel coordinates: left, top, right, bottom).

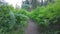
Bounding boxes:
25 19 40 34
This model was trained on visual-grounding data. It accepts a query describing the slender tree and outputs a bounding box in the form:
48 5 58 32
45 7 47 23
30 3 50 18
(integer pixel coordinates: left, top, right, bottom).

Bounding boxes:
40 0 43 6
31 0 38 9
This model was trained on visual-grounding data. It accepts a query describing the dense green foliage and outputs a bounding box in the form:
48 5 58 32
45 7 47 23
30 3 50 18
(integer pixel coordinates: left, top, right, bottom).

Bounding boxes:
0 3 28 34
0 0 60 34
30 0 60 34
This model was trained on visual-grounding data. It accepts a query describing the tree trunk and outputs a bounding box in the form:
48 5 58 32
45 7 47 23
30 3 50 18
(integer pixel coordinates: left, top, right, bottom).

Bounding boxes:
31 0 38 9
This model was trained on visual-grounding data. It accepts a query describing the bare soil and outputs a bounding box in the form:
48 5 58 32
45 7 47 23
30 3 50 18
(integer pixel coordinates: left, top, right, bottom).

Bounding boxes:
25 19 40 34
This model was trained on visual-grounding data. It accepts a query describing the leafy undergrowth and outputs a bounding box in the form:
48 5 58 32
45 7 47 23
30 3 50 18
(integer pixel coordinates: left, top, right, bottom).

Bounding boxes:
30 0 60 34
0 0 60 34
0 3 29 34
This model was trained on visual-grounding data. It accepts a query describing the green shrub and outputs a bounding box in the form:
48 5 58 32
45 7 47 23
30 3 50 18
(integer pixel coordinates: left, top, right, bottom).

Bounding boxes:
0 4 15 34
0 4 28 34
30 0 60 34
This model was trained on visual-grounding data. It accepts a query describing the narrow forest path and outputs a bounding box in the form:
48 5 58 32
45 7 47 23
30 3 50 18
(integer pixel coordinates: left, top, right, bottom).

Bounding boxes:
25 19 40 34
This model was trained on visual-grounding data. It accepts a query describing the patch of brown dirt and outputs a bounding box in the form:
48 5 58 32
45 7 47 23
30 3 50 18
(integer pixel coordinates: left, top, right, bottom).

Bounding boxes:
25 19 40 34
